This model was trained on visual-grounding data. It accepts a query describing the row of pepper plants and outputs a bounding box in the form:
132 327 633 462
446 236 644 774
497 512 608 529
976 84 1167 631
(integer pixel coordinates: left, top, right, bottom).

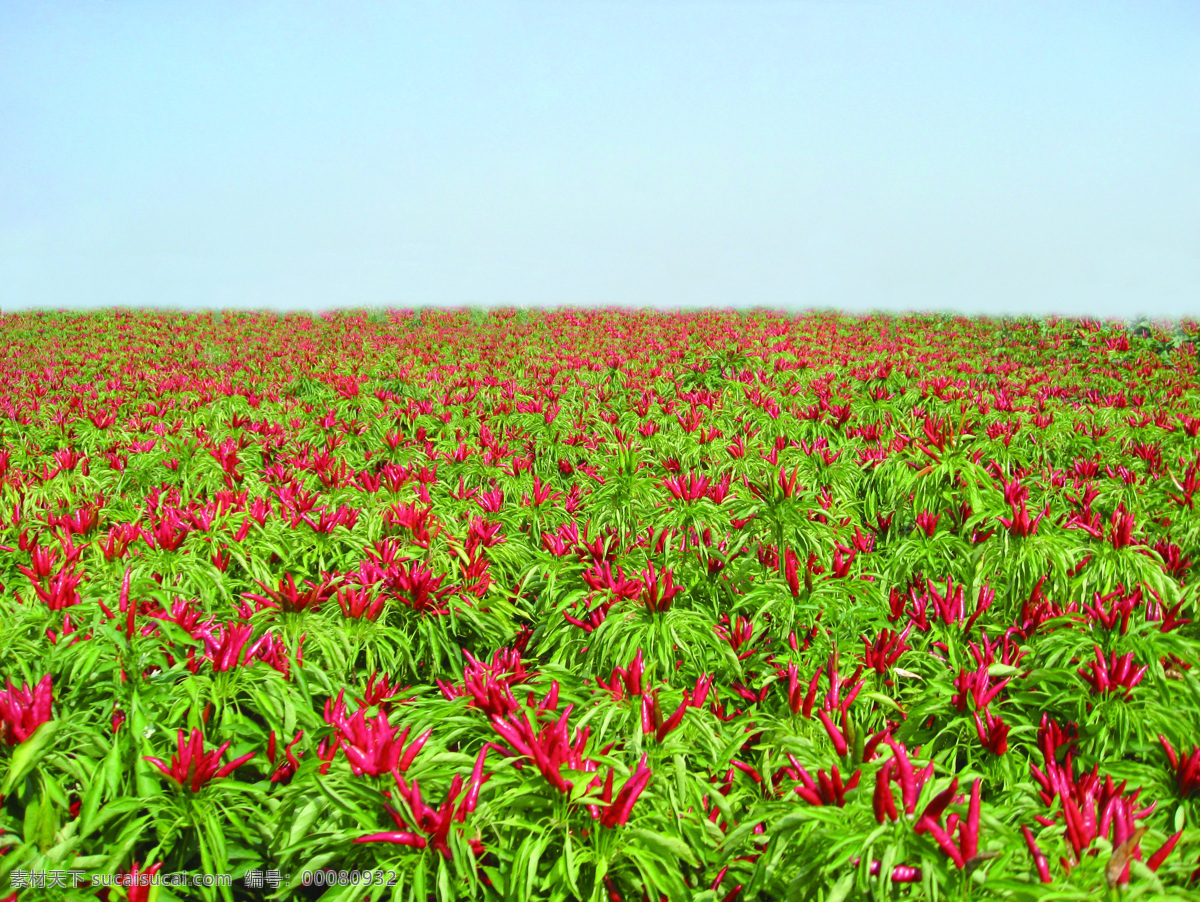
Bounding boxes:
0 307 1197 901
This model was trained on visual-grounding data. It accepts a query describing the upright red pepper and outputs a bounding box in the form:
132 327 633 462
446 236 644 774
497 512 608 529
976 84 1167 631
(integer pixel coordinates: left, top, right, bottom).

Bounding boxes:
1021 826 1052 883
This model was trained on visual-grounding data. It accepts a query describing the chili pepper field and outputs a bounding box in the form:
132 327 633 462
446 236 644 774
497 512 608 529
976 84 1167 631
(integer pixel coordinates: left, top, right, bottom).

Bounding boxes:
1 307 1199 902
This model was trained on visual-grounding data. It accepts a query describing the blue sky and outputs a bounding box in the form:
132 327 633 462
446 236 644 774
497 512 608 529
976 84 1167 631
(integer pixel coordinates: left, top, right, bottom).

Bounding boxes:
2 1 1197 318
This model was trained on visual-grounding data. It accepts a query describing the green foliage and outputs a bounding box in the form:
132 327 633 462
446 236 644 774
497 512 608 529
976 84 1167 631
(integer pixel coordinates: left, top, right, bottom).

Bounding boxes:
0 307 1197 901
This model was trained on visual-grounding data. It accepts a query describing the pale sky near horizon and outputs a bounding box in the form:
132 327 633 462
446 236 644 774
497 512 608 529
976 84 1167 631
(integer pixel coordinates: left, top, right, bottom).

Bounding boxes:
1 1 1197 319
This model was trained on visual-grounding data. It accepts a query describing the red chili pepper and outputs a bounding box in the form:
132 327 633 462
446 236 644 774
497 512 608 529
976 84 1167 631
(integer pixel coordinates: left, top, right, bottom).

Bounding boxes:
889 865 921 883
873 762 898 823
1159 734 1179 769
602 754 651 827
865 859 922 883
457 745 491 821
1147 829 1182 872
1021 826 1052 883
353 831 427 848
817 769 836 801
885 738 917 813
863 727 891 762
816 709 848 756
1062 797 1086 856
961 778 981 860
398 727 433 772
120 566 136 639
1093 644 1110 688
803 666 823 718
692 673 714 708
917 815 965 869
656 693 690 741
710 865 731 892
281 731 303 771
640 693 656 735
731 760 762 784
921 777 958 824
603 875 622 902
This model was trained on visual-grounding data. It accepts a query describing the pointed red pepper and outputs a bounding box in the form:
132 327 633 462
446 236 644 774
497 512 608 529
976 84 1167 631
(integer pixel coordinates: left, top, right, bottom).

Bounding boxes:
961 778 981 860
1021 826 1052 883
816 709 848 756
1147 829 1182 872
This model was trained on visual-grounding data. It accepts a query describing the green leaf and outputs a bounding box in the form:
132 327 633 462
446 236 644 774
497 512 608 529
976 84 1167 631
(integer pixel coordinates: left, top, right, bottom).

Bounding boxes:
102 815 152 874
563 831 582 900
826 872 856 902
77 756 108 836
437 856 453 902
718 819 762 856
625 827 700 868
863 691 905 714
2 720 60 795
289 796 328 848
313 775 369 821
525 832 550 901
